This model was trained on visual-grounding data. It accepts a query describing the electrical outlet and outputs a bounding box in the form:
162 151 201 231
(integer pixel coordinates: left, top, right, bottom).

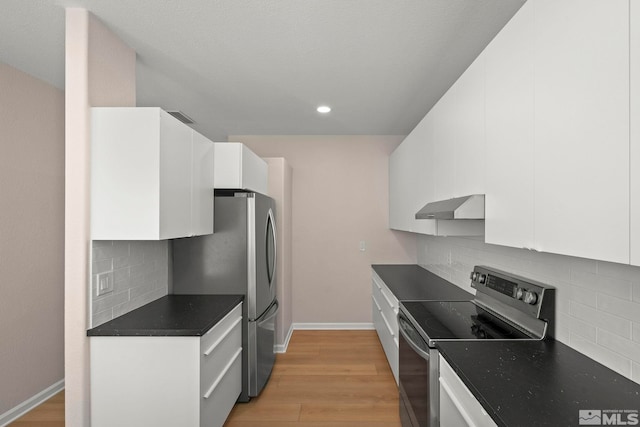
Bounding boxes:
96 271 114 296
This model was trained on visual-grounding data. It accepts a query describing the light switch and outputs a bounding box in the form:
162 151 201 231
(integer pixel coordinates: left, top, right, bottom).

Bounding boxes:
359 241 366 252
96 271 114 296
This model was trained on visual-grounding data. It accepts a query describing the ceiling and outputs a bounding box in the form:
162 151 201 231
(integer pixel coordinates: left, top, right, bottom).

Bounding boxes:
0 0 525 140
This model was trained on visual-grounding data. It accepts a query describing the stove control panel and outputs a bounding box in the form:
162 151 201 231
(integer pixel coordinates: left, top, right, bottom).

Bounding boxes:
470 266 555 320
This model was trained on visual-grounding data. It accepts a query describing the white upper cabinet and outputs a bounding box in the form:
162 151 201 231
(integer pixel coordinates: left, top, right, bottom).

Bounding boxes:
484 0 535 250
191 131 215 236
453 55 485 198
431 92 456 201
91 108 214 240
533 0 629 264
389 114 436 234
213 142 268 195
631 0 640 265
486 0 631 264
390 0 635 260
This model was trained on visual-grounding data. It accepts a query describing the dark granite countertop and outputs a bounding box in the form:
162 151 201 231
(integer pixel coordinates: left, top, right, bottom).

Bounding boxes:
372 264 473 301
87 294 243 337
437 340 640 427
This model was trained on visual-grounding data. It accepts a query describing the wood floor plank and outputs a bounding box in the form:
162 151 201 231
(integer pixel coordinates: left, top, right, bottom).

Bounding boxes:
299 402 401 423
225 402 302 422
225 330 401 426
8 391 65 426
224 422 398 427
264 375 398 404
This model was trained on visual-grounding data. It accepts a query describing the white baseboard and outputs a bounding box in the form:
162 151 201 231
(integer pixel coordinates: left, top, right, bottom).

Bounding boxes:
274 323 375 353
275 324 294 353
291 322 375 330
0 379 64 427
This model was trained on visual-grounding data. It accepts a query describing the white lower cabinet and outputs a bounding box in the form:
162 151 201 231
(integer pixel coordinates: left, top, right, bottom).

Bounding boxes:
90 303 242 427
371 271 399 384
439 357 497 427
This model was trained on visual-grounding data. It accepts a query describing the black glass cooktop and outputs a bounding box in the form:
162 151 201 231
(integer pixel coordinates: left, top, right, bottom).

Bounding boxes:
400 300 532 344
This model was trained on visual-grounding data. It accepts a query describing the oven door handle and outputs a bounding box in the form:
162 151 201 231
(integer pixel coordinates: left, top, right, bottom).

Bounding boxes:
398 322 430 361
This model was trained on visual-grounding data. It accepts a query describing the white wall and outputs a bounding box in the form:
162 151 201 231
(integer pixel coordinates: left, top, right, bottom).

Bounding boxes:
65 10 136 426
0 62 64 418
232 135 417 325
264 158 294 348
418 235 640 385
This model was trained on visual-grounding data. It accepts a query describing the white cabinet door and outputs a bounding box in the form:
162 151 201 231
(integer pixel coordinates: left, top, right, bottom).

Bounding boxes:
92 108 193 240
389 115 436 234
389 138 414 232
413 114 438 234
484 0 535 250
159 112 192 239
631 0 640 265
432 93 456 201
214 142 268 195
454 55 485 198
533 0 629 263
91 108 214 240
191 131 214 236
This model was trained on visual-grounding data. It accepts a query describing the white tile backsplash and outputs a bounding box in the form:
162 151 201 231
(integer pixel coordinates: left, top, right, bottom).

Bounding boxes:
417 234 640 385
90 240 169 327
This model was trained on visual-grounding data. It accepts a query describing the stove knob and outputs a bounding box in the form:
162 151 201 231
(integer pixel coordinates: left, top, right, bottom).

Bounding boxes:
478 274 487 284
516 287 525 300
523 291 538 305
470 272 478 281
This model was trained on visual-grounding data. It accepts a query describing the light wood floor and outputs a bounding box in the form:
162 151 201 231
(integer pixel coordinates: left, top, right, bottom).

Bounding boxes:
8 390 64 427
224 330 401 427
8 330 400 427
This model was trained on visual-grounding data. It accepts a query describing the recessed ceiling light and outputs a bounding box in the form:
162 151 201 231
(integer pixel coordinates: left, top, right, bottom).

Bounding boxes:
317 105 331 114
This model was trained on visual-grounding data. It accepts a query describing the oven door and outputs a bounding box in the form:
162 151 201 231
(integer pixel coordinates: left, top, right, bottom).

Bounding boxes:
398 312 440 427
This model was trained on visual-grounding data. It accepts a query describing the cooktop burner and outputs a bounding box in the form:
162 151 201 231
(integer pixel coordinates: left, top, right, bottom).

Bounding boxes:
400 300 531 345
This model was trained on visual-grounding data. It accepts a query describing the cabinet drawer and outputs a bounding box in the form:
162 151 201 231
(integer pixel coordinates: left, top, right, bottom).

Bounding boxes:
201 347 242 427
372 281 398 334
201 303 242 353
373 296 399 384
439 357 497 427
200 303 242 393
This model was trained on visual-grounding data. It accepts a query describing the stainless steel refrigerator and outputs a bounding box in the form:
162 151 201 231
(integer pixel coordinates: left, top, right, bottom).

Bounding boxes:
172 190 278 402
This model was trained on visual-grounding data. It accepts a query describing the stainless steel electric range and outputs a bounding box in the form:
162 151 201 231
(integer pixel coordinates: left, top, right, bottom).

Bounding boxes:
398 266 556 427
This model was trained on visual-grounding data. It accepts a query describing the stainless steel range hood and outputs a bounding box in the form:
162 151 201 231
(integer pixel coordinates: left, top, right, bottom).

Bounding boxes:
415 194 485 220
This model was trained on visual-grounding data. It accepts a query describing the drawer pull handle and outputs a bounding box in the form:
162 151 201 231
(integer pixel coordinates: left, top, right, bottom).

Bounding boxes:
203 348 242 399
380 289 395 309
381 311 395 337
372 295 382 312
204 317 242 356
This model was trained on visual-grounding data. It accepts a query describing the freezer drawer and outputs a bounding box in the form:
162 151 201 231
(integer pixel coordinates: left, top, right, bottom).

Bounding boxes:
248 299 279 396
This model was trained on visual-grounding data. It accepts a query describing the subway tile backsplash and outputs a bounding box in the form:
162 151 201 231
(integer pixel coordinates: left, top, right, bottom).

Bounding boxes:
417 235 640 385
91 240 169 327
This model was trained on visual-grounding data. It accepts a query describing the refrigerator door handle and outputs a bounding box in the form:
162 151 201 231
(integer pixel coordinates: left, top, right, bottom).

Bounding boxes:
266 208 277 288
257 299 279 327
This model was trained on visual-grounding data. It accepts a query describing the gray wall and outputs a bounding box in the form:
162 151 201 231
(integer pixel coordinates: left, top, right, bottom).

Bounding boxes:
0 62 64 415
418 235 640 385
91 240 169 327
